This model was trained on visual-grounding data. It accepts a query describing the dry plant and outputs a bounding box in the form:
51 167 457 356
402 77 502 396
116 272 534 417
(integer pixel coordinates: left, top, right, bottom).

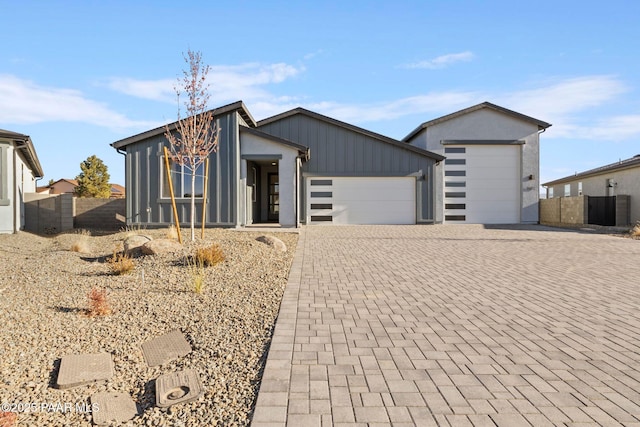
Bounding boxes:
70 229 92 253
107 248 134 275
86 286 111 317
0 411 17 427
120 224 147 238
631 222 640 237
185 256 206 294
195 244 225 267
166 224 179 240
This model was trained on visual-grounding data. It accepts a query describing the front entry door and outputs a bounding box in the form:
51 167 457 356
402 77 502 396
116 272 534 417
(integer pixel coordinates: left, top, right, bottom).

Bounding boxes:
268 173 279 222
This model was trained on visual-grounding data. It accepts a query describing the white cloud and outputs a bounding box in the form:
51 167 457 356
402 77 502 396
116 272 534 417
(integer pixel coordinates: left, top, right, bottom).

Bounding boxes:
0 74 158 130
401 51 475 69
107 62 305 107
303 91 480 124
498 75 640 140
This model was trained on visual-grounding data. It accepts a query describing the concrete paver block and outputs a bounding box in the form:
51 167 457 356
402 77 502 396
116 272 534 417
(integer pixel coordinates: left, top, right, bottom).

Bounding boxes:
141 330 191 367
90 392 138 425
56 353 113 389
155 368 203 408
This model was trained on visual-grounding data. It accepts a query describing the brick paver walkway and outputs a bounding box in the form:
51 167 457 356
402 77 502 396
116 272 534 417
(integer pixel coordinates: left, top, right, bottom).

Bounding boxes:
252 225 640 426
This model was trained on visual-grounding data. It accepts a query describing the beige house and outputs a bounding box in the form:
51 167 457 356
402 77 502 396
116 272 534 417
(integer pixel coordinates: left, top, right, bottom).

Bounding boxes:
46 178 125 199
542 155 640 225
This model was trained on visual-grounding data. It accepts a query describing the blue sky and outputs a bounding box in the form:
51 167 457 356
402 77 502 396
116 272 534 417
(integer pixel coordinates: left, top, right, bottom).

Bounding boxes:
2 0 639 190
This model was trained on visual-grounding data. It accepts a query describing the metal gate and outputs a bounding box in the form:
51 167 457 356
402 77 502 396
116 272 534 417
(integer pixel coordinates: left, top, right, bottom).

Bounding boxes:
588 196 616 226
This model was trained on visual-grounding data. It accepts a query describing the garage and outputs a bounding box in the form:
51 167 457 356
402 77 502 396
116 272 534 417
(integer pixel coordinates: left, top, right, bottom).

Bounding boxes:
307 177 416 224
444 145 521 224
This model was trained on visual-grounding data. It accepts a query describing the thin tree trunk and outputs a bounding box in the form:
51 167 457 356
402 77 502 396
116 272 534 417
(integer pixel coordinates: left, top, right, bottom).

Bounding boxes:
190 169 196 241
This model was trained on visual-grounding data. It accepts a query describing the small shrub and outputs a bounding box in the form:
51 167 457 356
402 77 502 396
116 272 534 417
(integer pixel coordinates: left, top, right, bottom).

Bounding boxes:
107 249 134 275
194 244 225 267
71 240 91 253
0 411 17 427
631 222 640 237
166 224 179 240
185 256 206 294
87 286 111 317
70 229 92 253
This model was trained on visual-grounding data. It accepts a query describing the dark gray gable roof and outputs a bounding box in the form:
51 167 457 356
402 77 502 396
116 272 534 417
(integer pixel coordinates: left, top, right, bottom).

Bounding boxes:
403 102 552 142
239 125 310 158
542 155 640 186
258 107 445 161
111 100 256 149
0 128 44 178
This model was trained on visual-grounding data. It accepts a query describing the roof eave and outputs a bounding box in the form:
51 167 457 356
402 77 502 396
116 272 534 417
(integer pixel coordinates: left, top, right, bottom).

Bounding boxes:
258 108 445 162
542 158 640 186
0 131 44 178
402 102 552 142
111 100 256 150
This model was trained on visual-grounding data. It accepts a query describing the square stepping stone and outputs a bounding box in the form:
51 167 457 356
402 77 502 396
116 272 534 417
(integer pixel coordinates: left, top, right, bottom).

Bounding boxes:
155 369 203 408
141 330 191 367
91 392 138 425
56 353 114 389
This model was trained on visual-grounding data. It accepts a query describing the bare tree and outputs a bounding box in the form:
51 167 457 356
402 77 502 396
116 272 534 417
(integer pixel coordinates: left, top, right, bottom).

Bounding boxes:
165 49 220 241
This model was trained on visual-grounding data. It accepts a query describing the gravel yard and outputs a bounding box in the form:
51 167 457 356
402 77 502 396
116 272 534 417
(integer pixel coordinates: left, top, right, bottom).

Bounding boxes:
0 228 297 426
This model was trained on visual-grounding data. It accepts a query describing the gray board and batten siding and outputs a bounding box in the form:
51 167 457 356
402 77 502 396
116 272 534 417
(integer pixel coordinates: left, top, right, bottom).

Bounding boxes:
257 109 444 223
113 109 241 227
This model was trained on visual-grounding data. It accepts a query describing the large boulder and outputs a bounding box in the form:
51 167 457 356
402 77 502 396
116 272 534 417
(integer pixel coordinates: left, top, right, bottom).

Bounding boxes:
141 239 183 255
255 235 287 252
123 235 153 256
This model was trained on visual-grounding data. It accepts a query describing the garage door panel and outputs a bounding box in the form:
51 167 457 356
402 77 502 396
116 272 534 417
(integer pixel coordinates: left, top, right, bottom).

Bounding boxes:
307 177 415 225
444 145 521 224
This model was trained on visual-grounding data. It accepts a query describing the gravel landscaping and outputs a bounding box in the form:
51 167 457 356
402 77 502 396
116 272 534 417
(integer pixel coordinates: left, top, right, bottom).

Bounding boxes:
0 227 297 426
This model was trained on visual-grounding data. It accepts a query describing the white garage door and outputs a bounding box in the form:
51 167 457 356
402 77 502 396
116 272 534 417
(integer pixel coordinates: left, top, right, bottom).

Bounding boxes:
444 145 521 224
307 177 416 224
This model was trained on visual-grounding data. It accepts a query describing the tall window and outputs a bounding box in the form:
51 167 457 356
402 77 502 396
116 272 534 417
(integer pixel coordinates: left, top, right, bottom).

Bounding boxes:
548 188 554 199
162 157 205 198
564 184 571 197
578 182 583 195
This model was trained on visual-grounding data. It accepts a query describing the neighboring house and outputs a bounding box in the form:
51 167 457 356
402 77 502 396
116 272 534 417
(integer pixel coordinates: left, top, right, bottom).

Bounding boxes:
0 129 44 233
48 178 78 194
542 155 640 225
46 178 125 199
404 102 551 224
111 100 550 227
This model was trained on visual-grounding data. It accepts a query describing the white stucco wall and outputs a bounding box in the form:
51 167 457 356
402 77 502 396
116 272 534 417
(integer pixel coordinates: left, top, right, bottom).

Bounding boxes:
548 166 640 225
0 142 41 233
239 133 300 227
0 142 13 233
408 108 542 224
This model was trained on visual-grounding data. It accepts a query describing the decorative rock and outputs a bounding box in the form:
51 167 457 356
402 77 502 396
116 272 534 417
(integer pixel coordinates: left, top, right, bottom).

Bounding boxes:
141 239 183 255
255 235 287 252
123 235 153 255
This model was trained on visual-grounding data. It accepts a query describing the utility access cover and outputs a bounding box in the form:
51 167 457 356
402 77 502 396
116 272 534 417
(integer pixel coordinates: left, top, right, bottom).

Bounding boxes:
156 369 203 408
141 330 191 367
56 353 114 389
91 392 138 425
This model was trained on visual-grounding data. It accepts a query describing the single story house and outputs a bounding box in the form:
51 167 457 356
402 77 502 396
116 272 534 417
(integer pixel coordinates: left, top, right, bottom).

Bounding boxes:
0 129 44 233
111 101 550 227
44 178 126 199
543 155 640 225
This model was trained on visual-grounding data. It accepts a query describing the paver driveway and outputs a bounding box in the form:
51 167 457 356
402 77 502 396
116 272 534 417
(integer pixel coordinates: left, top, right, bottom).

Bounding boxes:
252 225 640 427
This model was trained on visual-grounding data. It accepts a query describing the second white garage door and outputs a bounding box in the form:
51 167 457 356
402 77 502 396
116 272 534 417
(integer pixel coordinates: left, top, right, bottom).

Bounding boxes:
307 177 416 224
444 145 521 224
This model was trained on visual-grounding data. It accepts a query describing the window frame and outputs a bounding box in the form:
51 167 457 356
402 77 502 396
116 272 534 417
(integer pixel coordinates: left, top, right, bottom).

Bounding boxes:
161 156 206 199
